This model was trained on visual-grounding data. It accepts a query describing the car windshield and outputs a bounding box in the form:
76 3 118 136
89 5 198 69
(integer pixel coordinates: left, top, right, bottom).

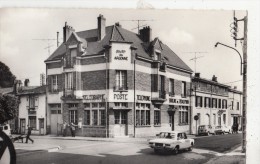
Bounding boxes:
158 132 175 139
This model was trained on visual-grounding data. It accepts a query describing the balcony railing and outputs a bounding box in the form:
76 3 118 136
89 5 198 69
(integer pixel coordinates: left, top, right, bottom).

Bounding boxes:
63 88 75 97
159 90 166 99
169 92 175 97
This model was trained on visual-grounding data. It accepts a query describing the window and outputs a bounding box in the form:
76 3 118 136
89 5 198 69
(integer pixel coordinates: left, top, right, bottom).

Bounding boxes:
154 52 161 61
69 110 78 124
84 110 90 125
65 72 73 90
169 79 175 96
223 114 226 125
204 97 210 108
115 111 127 124
115 70 127 90
218 99 221 108
222 100 227 109
231 101 234 110
213 114 216 125
237 102 239 110
114 111 120 124
159 76 165 99
136 103 150 126
154 110 160 125
51 75 58 92
68 103 78 108
92 110 98 125
29 116 36 129
99 110 106 126
181 81 186 97
195 96 203 107
179 106 188 124
212 98 217 108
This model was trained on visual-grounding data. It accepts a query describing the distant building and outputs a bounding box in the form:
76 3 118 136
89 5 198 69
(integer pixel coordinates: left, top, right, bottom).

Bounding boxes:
191 73 242 134
17 84 47 135
45 14 193 137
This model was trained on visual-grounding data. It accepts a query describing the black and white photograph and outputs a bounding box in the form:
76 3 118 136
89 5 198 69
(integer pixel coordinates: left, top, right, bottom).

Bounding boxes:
0 1 259 164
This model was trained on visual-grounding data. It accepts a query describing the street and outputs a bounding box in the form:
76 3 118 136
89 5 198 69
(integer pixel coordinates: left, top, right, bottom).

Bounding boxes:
14 133 245 164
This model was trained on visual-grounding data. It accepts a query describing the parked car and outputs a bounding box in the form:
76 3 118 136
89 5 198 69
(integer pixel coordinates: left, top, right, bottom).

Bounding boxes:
221 125 231 134
0 124 12 137
148 131 194 154
214 126 225 135
198 125 215 136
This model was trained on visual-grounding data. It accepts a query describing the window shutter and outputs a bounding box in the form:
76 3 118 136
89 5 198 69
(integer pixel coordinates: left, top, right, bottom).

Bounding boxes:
200 97 203 107
195 96 198 107
209 98 211 108
204 97 207 107
48 76 52 92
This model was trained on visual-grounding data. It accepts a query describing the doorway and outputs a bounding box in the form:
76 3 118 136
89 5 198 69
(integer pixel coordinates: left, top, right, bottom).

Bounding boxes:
114 110 128 136
20 119 25 134
39 118 44 135
169 112 175 131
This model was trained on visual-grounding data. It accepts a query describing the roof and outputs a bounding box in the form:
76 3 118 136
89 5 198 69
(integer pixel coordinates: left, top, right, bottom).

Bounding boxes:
192 76 230 88
17 85 46 96
45 23 192 72
0 87 13 95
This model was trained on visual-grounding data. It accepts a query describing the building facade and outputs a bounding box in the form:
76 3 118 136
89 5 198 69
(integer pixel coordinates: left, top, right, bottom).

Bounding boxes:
191 73 242 134
45 15 193 137
17 85 47 135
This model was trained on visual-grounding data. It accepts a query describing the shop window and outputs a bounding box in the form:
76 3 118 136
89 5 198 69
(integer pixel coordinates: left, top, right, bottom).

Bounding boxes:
115 70 127 90
68 103 78 108
92 110 98 125
115 111 120 124
99 110 106 126
69 110 78 124
136 103 150 126
154 110 161 126
84 103 90 109
84 110 90 125
179 106 188 125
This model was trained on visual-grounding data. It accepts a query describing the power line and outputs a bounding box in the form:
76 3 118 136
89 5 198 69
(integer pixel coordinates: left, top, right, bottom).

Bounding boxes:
223 79 242 84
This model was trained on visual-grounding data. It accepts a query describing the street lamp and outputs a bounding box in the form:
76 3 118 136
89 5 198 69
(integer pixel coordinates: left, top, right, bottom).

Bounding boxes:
214 41 246 153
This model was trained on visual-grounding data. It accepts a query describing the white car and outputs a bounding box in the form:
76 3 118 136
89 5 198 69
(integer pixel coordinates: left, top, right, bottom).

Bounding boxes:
148 131 194 154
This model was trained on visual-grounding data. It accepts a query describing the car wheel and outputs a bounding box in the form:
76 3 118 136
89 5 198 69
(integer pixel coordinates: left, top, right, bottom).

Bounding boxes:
188 143 194 151
173 146 179 155
207 132 210 136
154 149 159 154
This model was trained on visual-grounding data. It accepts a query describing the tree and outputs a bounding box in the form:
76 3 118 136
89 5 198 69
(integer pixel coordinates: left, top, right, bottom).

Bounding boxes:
0 94 19 124
0 61 16 88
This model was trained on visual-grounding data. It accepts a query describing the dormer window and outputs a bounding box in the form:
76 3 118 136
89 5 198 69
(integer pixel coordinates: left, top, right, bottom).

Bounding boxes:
154 52 161 61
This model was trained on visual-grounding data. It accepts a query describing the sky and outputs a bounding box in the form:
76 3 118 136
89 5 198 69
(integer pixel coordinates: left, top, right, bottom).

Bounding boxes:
0 8 248 90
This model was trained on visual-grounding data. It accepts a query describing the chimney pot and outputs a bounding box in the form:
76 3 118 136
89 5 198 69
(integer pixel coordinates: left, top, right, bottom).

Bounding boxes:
195 73 200 78
139 26 152 42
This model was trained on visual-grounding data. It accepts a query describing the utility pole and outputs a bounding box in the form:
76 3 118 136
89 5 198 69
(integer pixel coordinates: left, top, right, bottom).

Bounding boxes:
241 12 247 153
187 52 207 74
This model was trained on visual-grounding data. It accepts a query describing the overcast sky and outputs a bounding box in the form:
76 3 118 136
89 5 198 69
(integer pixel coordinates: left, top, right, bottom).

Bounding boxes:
0 8 247 90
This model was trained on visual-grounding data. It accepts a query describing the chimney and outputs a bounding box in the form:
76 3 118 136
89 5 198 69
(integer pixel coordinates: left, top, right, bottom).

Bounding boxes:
115 22 121 28
139 26 152 42
195 73 200 78
63 22 75 43
212 75 218 82
24 79 30 87
97 14 106 41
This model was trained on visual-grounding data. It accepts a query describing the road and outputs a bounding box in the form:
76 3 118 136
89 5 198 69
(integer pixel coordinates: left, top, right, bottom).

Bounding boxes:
15 133 244 164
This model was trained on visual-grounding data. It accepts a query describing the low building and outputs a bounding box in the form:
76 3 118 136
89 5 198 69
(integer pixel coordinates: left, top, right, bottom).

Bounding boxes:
45 14 193 137
191 73 242 134
17 84 47 135
228 87 242 130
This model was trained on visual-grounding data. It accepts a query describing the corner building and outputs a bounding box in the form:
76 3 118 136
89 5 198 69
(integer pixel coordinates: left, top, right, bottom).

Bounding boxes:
45 15 193 137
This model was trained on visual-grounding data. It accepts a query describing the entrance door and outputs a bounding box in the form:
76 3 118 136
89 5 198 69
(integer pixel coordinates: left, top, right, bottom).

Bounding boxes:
169 112 175 131
39 118 44 135
114 110 128 136
50 110 62 135
20 119 25 134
